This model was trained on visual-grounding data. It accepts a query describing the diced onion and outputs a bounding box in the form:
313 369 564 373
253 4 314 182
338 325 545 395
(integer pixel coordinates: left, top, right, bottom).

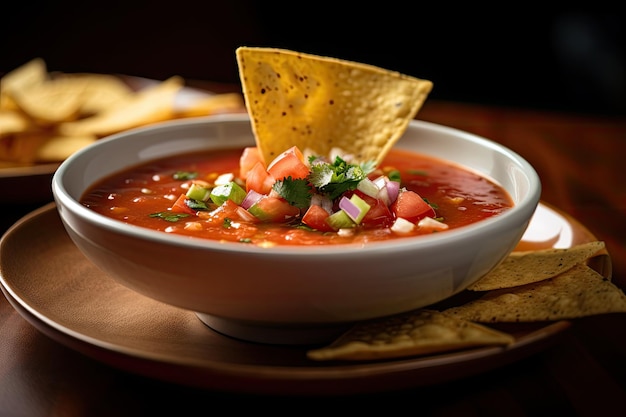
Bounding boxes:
372 175 388 189
339 196 362 220
310 193 333 213
385 180 400 203
391 217 415 234
357 177 380 198
215 173 235 185
241 190 263 209
417 216 449 231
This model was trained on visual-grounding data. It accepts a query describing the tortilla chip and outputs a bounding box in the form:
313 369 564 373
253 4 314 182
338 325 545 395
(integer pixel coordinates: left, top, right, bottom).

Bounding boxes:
0 131 54 164
8 76 91 125
56 73 135 116
307 309 514 361
0 110 32 137
236 47 432 166
443 263 626 323
175 92 245 118
468 241 606 291
58 76 184 137
0 58 47 110
35 134 97 162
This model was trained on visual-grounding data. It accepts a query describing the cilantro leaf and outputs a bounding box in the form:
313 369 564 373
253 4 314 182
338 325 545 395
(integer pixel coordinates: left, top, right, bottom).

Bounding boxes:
308 156 374 200
149 212 190 222
172 171 198 180
272 177 312 208
185 198 210 211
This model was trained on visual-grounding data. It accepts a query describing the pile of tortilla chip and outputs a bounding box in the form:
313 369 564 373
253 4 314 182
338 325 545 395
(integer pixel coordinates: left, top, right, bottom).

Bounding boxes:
0 58 244 167
308 241 626 361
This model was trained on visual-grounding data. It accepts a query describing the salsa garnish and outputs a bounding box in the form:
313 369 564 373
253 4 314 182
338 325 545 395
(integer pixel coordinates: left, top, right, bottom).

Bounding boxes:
80 146 513 247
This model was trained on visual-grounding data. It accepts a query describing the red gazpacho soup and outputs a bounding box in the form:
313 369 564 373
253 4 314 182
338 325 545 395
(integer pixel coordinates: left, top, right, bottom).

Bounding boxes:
80 146 513 247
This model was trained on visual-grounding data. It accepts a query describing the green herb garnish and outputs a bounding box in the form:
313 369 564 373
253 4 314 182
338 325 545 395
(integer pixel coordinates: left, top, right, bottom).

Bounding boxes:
272 177 312 208
186 199 210 211
388 169 402 182
308 156 375 200
149 212 190 222
173 171 198 180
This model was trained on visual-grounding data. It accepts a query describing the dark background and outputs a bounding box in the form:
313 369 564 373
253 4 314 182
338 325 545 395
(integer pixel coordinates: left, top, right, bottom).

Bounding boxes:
2 2 624 116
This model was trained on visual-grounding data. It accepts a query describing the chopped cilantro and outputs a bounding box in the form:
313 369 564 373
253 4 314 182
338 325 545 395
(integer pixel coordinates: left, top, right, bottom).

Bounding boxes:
186 199 210 211
223 218 233 228
423 198 439 209
272 177 312 208
308 156 375 200
173 171 198 180
388 169 402 182
407 169 428 176
149 212 190 222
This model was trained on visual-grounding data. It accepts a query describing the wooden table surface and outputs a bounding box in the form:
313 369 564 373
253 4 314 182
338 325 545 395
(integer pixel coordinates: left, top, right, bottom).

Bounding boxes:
1 91 625 415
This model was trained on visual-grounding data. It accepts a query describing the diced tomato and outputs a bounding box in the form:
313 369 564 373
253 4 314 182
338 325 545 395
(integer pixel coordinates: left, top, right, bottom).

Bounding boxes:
302 204 334 232
239 147 264 180
248 196 300 223
390 190 436 223
266 146 309 180
171 193 196 215
245 161 275 194
361 198 394 227
205 199 241 222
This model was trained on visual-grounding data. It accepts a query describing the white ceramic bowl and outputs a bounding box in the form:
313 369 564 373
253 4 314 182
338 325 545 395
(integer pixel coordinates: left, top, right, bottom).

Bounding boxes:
52 114 541 344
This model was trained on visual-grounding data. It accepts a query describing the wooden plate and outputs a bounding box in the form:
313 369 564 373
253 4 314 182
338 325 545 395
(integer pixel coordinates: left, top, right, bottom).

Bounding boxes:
0 202 610 395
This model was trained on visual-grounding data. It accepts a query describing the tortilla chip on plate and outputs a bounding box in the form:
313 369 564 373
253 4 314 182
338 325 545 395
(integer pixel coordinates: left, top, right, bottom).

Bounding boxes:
35 134 97 162
0 110 33 137
175 92 245 118
236 46 433 166
307 309 514 361
8 76 91 125
443 263 626 323
58 76 184 137
0 58 47 111
55 73 135 116
0 130 54 164
468 241 606 291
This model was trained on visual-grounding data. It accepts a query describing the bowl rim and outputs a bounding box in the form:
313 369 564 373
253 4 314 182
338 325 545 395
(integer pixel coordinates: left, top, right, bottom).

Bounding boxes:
52 114 541 257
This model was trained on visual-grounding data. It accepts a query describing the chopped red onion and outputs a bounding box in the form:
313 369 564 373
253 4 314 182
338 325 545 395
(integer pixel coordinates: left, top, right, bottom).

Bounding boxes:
385 180 400 203
339 196 361 220
241 190 263 209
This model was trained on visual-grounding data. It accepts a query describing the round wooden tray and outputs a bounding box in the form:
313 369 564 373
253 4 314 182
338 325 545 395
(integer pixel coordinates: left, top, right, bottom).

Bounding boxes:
0 202 610 395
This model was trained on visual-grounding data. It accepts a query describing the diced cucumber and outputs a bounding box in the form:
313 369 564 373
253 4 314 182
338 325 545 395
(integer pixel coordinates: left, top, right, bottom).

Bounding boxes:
356 177 380 198
186 183 211 201
210 181 247 205
326 210 356 230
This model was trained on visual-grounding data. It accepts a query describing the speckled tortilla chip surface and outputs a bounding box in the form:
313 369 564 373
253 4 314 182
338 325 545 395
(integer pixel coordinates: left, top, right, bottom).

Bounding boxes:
236 47 433 166
468 241 606 291
307 309 513 361
443 263 626 322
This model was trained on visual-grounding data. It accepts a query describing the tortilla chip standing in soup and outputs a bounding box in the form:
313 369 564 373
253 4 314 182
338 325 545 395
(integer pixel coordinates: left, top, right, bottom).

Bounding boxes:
235 47 433 166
